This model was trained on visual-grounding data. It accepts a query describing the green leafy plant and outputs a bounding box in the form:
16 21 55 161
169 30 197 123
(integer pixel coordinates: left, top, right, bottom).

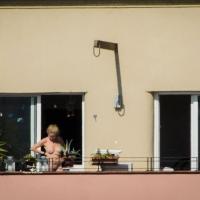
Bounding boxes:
0 141 7 159
23 153 36 172
63 139 80 158
61 139 80 167
69 148 80 159
23 153 36 163
92 149 119 160
64 139 73 155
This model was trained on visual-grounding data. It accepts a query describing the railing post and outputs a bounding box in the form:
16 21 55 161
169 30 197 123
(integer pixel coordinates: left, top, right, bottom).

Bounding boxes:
147 157 149 171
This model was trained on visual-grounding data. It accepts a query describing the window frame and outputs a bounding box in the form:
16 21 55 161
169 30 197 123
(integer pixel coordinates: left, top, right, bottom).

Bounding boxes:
0 93 85 170
154 92 199 171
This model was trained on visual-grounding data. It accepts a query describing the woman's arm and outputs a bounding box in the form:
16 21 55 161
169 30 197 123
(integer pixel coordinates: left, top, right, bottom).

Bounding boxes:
31 138 47 155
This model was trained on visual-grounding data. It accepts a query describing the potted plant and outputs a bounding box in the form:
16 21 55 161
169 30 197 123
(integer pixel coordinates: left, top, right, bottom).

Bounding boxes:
91 149 119 165
61 139 80 167
23 153 36 171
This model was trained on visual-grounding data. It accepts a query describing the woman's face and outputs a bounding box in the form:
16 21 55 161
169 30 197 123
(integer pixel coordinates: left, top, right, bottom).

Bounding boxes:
48 131 57 142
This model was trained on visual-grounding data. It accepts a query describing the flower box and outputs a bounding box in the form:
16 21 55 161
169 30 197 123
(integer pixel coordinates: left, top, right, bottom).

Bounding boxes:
91 157 119 165
91 149 120 166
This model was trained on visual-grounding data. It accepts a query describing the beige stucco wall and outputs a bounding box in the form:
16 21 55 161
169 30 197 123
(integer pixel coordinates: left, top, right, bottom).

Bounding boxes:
0 7 200 164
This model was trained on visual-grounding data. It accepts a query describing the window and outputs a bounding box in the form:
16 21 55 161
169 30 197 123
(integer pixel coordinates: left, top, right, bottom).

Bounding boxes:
154 93 199 171
0 94 84 166
0 97 32 159
159 95 190 170
41 95 83 164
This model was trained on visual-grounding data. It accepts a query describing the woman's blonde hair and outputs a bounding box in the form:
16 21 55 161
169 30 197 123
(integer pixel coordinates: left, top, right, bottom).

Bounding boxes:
47 124 60 135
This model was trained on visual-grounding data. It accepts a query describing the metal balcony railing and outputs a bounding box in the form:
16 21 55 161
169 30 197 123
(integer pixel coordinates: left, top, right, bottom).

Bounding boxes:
0 156 199 173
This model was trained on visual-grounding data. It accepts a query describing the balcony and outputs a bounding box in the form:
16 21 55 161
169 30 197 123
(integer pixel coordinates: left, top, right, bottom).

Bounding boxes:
0 165 200 200
0 156 199 173
1 156 200 200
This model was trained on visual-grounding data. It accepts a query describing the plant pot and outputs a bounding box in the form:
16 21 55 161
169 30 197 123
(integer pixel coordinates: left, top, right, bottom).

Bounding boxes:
24 160 35 171
92 158 119 165
62 157 74 167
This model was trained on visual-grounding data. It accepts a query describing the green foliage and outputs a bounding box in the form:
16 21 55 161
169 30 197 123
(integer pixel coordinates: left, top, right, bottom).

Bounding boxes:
63 139 80 158
65 139 73 154
70 148 80 156
0 141 7 159
23 153 36 162
92 149 119 160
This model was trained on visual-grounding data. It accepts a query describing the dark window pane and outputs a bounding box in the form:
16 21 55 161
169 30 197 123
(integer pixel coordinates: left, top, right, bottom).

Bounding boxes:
0 97 31 160
41 95 82 164
160 95 190 170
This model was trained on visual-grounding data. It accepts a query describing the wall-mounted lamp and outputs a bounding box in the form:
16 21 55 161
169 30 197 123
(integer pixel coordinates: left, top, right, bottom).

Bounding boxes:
93 40 124 112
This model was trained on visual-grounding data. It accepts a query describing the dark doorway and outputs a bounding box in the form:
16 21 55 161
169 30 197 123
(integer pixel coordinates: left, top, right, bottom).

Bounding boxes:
41 95 82 164
160 95 190 170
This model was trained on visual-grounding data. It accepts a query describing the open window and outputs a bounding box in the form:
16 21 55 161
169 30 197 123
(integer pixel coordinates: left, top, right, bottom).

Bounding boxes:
41 95 83 164
0 94 84 167
154 93 199 171
160 95 190 170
